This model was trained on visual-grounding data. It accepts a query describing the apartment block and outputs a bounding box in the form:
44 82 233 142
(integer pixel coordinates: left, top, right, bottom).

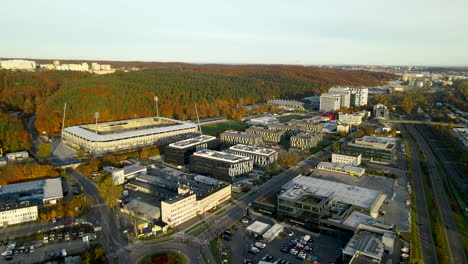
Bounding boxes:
245 126 285 144
227 144 278 167
290 132 323 150
220 130 264 146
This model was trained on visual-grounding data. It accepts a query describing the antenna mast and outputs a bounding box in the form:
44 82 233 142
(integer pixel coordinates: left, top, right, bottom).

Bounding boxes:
194 103 202 134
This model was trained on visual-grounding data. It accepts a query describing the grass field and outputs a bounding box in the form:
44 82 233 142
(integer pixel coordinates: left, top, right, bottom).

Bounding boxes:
201 120 248 136
138 250 187 264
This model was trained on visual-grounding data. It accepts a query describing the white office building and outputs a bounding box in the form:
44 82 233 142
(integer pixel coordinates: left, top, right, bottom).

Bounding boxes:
329 87 351 108
332 152 362 166
0 203 38 227
320 93 342 112
0 60 36 70
228 144 277 167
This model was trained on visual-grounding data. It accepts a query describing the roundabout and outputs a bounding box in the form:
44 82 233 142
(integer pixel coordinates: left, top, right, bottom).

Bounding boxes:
137 250 188 264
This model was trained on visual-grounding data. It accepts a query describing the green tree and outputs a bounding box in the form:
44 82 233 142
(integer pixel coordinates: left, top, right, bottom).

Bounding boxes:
36 143 52 159
97 173 123 209
331 142 341 152
80 246 107 264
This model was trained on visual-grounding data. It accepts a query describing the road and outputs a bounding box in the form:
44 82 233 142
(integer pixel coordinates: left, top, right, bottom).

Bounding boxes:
400 125 438 264
382 119 465 127
406 124 467 264
67 168 131 264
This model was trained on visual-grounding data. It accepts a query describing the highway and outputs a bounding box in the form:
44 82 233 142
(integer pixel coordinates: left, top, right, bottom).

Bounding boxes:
382 119 465 127
405 124 467 264
400 125 438 264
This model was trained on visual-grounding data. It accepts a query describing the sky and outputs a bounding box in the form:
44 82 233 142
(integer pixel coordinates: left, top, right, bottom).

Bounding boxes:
1 0 467 66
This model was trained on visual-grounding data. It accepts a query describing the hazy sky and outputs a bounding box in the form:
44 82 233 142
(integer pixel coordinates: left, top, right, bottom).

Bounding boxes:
1 0 467 66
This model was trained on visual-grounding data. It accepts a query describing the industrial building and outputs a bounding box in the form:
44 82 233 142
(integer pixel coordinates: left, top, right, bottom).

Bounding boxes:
267 100 305 111
245 126 285 144
227 144 277 167
164 135 218 166
342 136 397 160
189 149 253 182
343 224 395 263
290 132 323 150
373 104 389 120
103 162 148 185
316 162 366 177
62 116 199 155
125 166 231 227
320 93 342 112
247 116 279 126
332 152 362 166
220 130 264 146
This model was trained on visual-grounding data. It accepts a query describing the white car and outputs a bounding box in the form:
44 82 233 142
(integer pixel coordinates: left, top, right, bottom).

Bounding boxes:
29 246 34 253
1 250 12 256
254 242 266 249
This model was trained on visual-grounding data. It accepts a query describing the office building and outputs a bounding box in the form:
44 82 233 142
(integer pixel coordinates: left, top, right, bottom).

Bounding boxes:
332 152 362 166
342 136 397 160
62 116 199 155
337 122 350 134
287 119 322 132
5 151 29 162
267 123 301 137
373 104 389 120
349 87 369 106
220 130 264 146
247 116 279 126
279 176 386 220
316 162 365 177
245 127 285 144
227 144 277 167
267 100 305 111
0 60 36 70
125 166 231 227
189 149 253 182
103 162 147 185
0 203 38 227
338 111 370 126
290 132 323 150
320 93 342 112
165 135 218 166
328 87 351 108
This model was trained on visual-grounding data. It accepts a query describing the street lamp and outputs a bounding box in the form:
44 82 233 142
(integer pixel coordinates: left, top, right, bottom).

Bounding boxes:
94 112 99 134
154 96 159 117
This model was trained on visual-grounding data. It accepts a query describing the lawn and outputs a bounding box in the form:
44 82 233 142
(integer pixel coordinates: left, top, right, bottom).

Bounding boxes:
201 120 248 136
214 208 227 216
185 221 206 233
138 250 187 264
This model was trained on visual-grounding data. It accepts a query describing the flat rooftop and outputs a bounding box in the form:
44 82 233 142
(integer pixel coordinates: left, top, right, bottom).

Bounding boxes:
280 176 381 210
317 162 366 174
168 135 217 149
267 100 304 106
0 178 63 203
246 127 285 134
63 116 197 142
333 151 361 157
343 230 385 261
353 136 397 150
292 132 321 139
193 149 251 163
229 144 276 156
221 130 262 138
246 221 271 235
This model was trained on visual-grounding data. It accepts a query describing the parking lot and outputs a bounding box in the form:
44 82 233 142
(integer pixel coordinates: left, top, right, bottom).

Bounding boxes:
1 224 96 263
219 214 347 264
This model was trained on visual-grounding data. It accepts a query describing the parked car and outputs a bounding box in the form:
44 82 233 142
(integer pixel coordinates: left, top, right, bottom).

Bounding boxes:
254 242 266 249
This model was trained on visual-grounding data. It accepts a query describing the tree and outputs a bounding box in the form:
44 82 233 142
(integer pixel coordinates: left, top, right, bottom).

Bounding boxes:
331 142 341 152
36 143 52 159
97 174 123 209
80 246 107 264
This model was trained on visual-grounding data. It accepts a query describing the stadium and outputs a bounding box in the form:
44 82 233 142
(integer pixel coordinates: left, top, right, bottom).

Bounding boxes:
62 116 199 154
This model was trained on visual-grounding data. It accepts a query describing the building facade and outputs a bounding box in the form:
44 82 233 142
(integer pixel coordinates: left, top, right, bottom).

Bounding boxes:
328 87 351 108
337 122 350 134
189 149 253 182
245 127 285 144
227 144 278 167
316 162 365 177
220 130 264 146
267 100 305 111
165 135 218 166
287 119 322 132
267 123 301 137
373 104 389 120
342 136 397 160
290 133 323 150
320 93 342 112
161 194 198 227
0 203 38 227
332 152 362 166
349 87 369 106
62 116 199 155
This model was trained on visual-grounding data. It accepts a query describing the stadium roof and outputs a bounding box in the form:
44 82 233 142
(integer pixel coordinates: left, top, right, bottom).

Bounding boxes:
63 117 197 142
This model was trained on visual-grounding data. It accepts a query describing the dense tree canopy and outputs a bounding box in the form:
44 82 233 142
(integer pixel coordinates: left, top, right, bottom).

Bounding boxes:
0 113 30 152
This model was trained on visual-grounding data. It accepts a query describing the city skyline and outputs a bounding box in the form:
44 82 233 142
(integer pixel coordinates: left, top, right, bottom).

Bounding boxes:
1 0 468 66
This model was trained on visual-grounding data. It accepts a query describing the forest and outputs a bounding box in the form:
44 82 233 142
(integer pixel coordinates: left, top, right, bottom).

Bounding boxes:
0 65 393 144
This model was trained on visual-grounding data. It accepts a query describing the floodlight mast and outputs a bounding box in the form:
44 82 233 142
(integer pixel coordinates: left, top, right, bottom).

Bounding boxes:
194 103 202 134
94 112 99 134
154 96 159 117
62 102 67 135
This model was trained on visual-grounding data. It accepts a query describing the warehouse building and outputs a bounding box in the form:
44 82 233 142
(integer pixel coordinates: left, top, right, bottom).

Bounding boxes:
227 144 277 167
62 116 199 155
290 132 323 150
245 126 285 144
189 149 253 182
332 152 362 166
316 162 366 177
220 130 264 146
342 136 397 160
267 100 305 111
165 135 218 166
